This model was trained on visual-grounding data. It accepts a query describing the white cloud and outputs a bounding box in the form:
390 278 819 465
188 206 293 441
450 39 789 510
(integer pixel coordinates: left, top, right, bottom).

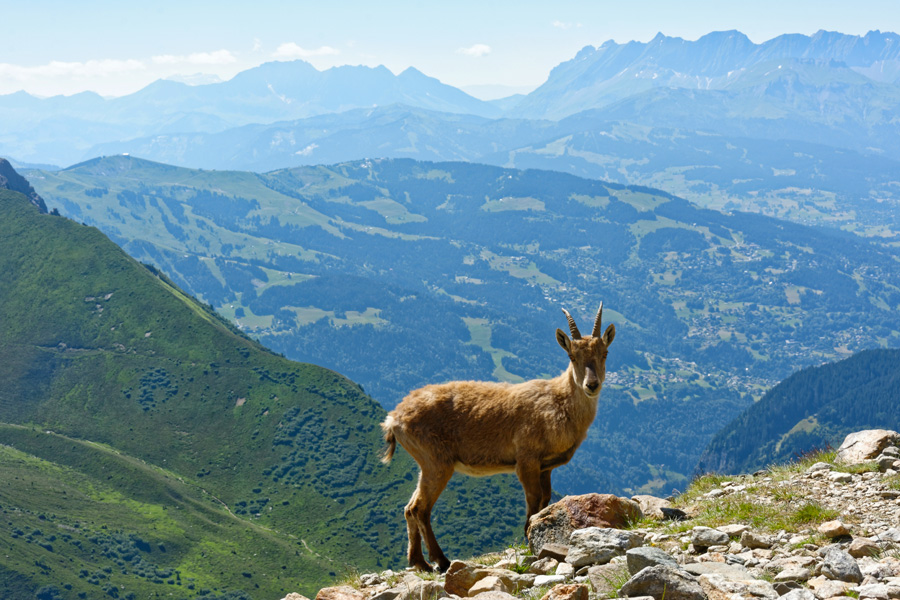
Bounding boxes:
0 59 146 81
552 20 582 29
152 50 237 65
272 43 340 59
456 44 492 58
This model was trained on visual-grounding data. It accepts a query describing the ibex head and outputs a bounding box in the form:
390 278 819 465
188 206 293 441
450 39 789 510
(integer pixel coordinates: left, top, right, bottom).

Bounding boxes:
556 303 616 399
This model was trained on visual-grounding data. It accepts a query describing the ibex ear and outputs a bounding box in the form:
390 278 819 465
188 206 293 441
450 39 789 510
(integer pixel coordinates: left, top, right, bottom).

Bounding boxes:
602 323 616 346
556 328 572 354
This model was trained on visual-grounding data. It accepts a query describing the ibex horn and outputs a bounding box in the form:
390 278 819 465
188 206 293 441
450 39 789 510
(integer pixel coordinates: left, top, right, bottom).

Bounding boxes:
591 302 604 338
561 308 581 339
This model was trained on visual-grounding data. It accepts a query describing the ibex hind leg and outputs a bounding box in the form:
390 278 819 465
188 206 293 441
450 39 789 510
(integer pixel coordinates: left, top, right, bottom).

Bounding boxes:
405 466 453 572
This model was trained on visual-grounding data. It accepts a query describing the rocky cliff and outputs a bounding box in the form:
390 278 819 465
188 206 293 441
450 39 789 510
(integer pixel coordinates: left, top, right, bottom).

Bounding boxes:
296 429 900 600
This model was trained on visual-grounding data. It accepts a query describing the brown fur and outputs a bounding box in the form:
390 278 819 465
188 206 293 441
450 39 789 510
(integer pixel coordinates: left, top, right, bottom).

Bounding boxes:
381 304 616 572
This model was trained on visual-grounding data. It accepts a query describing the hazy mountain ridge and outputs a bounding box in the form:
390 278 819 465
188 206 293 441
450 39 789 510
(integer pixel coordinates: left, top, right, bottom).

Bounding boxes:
28 155 900 496
0 167 525 598
697 348 900 475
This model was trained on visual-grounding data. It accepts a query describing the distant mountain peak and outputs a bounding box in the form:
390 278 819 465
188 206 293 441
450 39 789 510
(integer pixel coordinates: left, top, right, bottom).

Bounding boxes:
0 158 47 213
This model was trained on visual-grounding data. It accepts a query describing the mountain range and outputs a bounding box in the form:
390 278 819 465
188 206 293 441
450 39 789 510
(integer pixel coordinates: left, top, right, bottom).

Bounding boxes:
26 155 900 497
5 29 899 247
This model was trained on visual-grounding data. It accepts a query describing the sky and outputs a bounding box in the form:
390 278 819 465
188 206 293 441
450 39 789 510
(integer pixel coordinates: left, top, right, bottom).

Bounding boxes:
3 0 899 99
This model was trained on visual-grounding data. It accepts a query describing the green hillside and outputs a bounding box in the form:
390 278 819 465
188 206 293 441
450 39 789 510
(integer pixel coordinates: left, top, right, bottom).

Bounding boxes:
0 184 523 599
28 155 900 497
696 348 900 475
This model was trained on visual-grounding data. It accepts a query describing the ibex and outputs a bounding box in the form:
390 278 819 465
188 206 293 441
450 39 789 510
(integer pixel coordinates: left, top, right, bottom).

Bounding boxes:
381 303 615 572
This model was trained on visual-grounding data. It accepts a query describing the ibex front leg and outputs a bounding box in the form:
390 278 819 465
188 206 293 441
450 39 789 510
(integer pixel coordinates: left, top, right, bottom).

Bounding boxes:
516 458 544 536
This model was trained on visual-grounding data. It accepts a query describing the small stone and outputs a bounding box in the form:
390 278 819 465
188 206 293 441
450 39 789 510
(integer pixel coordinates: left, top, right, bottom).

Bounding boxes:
396 580 448 600
632 495 674 520
849 538 881 559
698 573 779 600
691 526 730 548
775 567 812 582
684 562 753 580
539 543 570 561
529 557 559 575
808 576 854 599
315 586 367 600
741 530 774 549
852 583 898 600
819 521 851 538
538 583 589 600
469 593 517 600
626 547 681 575
282 594 313 600
619 565 706 600
566 527 643 567
807 462 834 473
877 456 900 472
556 562 575 578
534 575 566 587
660 507 688 521
717 524 750 537
469 576 510 596
829 472 853 484
779 589 817 600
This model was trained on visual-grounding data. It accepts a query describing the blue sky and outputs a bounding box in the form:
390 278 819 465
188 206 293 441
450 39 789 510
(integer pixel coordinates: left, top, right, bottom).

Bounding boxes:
3 0 899 98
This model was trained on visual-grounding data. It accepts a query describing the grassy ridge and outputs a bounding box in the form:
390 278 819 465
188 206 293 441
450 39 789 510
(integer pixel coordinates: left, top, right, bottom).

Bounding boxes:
0 187 524 598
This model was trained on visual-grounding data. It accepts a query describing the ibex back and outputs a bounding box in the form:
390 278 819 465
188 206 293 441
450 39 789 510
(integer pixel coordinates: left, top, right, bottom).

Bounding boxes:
381 303 615 572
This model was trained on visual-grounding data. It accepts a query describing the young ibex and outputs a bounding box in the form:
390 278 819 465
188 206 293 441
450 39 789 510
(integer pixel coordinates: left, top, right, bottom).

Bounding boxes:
381 303 615 572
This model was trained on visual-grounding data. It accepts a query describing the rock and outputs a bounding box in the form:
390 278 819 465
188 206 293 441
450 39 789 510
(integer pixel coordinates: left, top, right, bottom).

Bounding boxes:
315 586 367 600
527 494 643 555
698 573 779 600
780 589 818 600
660 507 688 521
776 567 813 582
808 577 854 599
741 530 775 549
445 561 482 597
626 547 681 575
852 583 900 600
538 583 589 600
849 538 881 559
717 524 750 537
631 495 674 520
566 527 643 567
529 557 560 575
683 562 753 580
470 592 518 600
556 562 575 578
534 574 567 587
819 521 851 538
619 565 706 600
876 456 900 472
396 580 448 600
829 472 853 484
586 563 629 596
691 526 730 548
807 462 834 473
822 547 864 584
836 430 900 465
468 577 510 596
282 594 312 600
370 590 401 600
539 543 570 561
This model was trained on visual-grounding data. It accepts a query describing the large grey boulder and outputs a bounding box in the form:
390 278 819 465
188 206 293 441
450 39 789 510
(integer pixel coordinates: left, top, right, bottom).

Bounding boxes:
565 527 643 567
527 494 642 555
618 565 705 600
821 547 863 583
